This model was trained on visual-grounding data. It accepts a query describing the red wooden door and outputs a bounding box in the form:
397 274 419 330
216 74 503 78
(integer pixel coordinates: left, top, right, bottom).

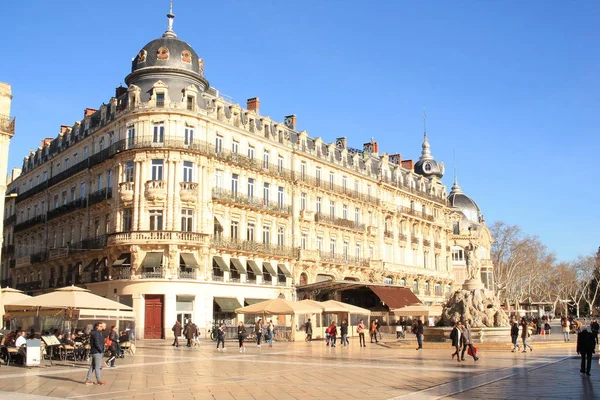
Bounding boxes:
144 295 164 339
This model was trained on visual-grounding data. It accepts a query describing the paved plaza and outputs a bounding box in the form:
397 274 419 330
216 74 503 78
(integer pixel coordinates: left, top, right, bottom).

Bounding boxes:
0 337 594 400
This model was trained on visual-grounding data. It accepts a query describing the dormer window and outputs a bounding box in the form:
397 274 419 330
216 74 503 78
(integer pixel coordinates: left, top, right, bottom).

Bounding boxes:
156 93 165 108
186 95 194 111
181 50 192 64
157 47 169 60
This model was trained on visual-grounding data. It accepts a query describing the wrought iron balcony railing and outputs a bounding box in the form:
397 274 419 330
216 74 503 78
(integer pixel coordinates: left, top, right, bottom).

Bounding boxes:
212 188 291 215
211 237 299 258
315 213 366 232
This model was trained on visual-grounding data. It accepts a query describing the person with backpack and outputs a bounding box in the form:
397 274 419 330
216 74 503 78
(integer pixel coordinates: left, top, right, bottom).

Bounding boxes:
237 321 247 353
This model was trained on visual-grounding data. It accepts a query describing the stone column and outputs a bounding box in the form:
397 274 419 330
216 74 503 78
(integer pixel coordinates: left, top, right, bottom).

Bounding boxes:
0 83 15 271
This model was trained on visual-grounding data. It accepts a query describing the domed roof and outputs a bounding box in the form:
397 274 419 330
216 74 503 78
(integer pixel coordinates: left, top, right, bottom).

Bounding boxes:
448 179 481 223
131 35 203 76
414 133 444 179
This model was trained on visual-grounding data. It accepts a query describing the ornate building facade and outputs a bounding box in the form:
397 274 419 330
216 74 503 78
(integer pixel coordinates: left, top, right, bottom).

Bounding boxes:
1 11 468 338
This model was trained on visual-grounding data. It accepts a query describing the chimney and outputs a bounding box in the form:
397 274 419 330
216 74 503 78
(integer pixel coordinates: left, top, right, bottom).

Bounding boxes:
115 85 128 98
389 154 402 164
335 137 347 149
41 138 53 147
60 125 70 134
363 141 379 154
247 97 260 114
284 114 296 130
401 160 414 171
84 108 97 117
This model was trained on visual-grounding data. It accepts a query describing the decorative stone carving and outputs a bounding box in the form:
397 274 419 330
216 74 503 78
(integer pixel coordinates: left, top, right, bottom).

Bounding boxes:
439 289 510 328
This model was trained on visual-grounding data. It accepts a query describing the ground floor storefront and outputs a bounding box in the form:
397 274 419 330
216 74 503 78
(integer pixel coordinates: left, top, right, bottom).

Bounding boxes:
87 280 294 339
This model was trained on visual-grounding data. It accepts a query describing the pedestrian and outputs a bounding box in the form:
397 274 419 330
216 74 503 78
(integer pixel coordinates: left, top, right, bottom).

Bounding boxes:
304 318 313 342
561 317 570 342
544 321 551 336
172 320 182 347
105 325 119 368
370 320 378 343
450 320 462 362
577 326 596 376
183 321 196 347
590 318 599 348
266 320 274 348
329 322 338 347
237 321 247 353
325 322 332 346
357 319 366 347
254 318 263 348
375 318 382 341
521 317 533 353
216 322 226 351
415 319 424 350
84 322 106 385
510 318 521 352
340 319 349 347
461 319 479 361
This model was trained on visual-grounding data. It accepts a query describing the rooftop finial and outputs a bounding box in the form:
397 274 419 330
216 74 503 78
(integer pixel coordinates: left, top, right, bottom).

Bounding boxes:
451 148 462 193
163 0 177 37
423 108 427 137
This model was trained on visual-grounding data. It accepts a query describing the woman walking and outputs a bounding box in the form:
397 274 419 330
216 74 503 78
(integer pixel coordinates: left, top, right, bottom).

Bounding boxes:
450 320 462 362
105 326 119 368
370 320 378 343
461 319 479 361
357 319 366 347
521 317 533 353
562 317 570 342
216 323 226 351
255 318 263 348
266 320 274 348
237 321 247 353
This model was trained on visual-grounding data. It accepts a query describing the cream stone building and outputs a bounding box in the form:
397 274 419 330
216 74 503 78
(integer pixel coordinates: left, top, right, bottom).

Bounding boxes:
1 11 478 338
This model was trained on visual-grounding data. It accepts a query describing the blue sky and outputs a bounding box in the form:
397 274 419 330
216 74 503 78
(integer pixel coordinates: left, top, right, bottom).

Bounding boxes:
1 1 598 261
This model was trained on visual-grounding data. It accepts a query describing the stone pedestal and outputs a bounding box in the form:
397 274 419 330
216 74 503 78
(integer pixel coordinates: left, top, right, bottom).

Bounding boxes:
462 279 485 291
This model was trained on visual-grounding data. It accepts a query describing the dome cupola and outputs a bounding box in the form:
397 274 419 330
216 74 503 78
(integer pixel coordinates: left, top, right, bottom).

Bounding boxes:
414 133 445 179
447 177 482 223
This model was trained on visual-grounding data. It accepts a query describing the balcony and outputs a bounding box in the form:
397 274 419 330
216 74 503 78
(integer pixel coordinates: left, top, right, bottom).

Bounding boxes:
178 269 197 279
89 187 112 206
380 175 446 205
398 233 408 242
384 230 394 239
212 274 224 282
0 116 16 135
423 239 431 247
16 280 42 292
4 214 16 226
47 198 86 221
398 206 435 222
145 180 167 201
367 226 378 236
411 237 420 245
180 182 198 203
141 269 165 279
319 252 370 268
434 241 442 249
212 237 299 258
14 214 46 233
15 256 31 267
315 213 366 232
212 188 291 215
108 231 206 246
49 247 69 260
294 172 380 206
119 182 134 202
112 267 131 280
300 209 315 222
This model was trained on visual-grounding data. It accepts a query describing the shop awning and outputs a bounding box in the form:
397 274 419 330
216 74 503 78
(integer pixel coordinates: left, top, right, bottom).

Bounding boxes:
214 297 242 312
368 286 422 309
263 261 277 276
142 252 163 269
213 256 230 272
231 258 247 274
247 260 263 276
245 298 269 305
112 253 131 268
278 263 292 278
83 258 98 271
180 253 199 269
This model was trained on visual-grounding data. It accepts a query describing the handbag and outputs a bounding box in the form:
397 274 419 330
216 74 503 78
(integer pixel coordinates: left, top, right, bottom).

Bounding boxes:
467 346 478 357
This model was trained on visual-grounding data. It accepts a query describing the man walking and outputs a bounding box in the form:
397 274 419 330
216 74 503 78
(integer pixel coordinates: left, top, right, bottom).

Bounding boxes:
172 320 182 347
590 318 599 348
577 326 596 376
84 322 106 385
461 319 479 361
415 319 424 350
304 318 313 342
340 319 349 347
184 321 196 347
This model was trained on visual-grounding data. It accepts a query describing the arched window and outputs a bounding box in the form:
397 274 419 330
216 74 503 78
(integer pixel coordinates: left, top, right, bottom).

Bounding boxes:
399 278 406 286
157 47 169 60
412 280 419 292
